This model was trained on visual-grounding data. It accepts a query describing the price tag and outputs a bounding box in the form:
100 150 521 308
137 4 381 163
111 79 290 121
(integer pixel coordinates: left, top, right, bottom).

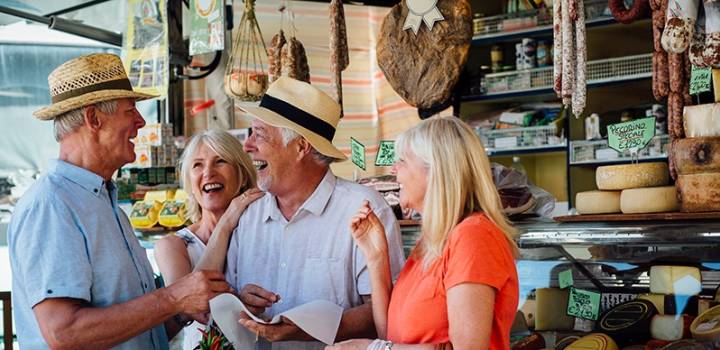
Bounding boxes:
374 140 395 166
350 137 366 171
690 66 712 95
567 288 601 320
559 269 574 289
607 117 656 153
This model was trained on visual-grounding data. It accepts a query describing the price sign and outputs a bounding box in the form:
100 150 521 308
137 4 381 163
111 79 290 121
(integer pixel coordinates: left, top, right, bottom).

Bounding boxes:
690 66 712 95
567 288 601 320
607 117 656 153
559 269 574 289
350 137 366 171
375 141 395 166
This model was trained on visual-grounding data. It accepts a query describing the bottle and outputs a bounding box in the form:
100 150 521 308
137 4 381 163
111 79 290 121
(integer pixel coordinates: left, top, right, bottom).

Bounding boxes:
537 40 551 67
491 45 503 73
511 156 527 176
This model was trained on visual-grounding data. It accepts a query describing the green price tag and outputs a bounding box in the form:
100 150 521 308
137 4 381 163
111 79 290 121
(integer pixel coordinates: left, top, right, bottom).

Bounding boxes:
607 117 656 153
567 287 601 320
559 269 574 289
690 66 712 95
350 137 366 170
374 141 395 166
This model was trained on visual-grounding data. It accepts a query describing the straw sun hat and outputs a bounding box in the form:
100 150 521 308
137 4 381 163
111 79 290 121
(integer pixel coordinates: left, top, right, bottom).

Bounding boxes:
241 77 347 160
33 53 156 120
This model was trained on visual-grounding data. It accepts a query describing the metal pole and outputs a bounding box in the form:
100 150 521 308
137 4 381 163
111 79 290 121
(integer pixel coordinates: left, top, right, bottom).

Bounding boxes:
44 0 114 17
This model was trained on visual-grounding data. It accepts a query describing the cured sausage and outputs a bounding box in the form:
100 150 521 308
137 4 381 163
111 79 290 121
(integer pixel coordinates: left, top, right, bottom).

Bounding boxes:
330 0 349 113
661 0 699 53
561 0 575 105
268 30 286 82
653 50 670 101
609 0 651 24
572 0 587 118
553 0 563 97
668 52 684 92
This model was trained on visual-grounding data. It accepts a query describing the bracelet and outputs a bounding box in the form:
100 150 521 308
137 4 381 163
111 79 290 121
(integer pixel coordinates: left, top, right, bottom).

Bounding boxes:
367 339 393 350
173 314 193 327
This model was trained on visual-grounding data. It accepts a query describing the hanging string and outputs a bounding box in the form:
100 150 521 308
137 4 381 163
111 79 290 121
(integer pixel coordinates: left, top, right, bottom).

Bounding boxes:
224 0 269 101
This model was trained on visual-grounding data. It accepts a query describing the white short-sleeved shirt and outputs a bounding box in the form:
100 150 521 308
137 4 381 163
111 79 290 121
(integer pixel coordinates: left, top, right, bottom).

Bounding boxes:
225 170 405 350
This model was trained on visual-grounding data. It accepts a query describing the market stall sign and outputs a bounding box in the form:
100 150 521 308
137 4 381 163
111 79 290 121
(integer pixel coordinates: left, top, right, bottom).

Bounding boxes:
567 287 601 320
351 137 366 170
375 141 395 166
189 0 224 55
559 269 574 289
607 117 656 153
690 66 712 95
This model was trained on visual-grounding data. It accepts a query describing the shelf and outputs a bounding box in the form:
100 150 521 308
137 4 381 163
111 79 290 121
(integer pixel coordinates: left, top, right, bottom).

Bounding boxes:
570 155 668 166
486 143 567 156
471 0 612 45
472 16 616 45
462 53 652 103
514 219 720 248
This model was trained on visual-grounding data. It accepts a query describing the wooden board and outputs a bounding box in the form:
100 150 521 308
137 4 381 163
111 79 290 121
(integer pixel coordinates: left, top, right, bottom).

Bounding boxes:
554 211 720 222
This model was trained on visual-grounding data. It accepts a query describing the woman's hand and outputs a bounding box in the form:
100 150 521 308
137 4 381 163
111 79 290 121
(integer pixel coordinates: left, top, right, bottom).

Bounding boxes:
350 200 389 265
217 188 264 229
325 339 373 350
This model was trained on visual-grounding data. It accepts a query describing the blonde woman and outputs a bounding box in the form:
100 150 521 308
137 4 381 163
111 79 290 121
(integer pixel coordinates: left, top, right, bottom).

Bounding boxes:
329 117 520 350
155 130 264 349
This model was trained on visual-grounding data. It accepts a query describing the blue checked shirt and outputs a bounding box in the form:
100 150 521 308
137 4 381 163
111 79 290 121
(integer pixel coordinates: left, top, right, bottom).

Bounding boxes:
8 159 168 349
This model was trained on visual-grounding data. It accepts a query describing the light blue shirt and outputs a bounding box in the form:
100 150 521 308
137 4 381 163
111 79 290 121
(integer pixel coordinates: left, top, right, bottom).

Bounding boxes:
8 159 168 350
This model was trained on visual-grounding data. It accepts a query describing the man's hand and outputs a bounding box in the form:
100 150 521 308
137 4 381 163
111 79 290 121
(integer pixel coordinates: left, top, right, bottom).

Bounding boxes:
239 313 314 342
239 284 279 315
166 270 233 314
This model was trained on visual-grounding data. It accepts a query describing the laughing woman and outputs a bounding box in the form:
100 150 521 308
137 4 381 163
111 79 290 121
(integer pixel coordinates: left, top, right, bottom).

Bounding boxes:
155 130 264 349
329 117 520 350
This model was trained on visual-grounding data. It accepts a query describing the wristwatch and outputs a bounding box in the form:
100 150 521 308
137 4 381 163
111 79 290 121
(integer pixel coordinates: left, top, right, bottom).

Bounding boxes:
173 313 193 327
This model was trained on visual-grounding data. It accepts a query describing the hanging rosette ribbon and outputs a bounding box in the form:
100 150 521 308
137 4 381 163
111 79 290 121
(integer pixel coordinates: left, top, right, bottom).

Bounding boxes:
403 0 445 35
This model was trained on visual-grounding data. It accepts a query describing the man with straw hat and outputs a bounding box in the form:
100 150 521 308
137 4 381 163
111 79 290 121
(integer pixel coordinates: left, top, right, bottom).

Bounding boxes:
8 53 233 349
196 77 405 349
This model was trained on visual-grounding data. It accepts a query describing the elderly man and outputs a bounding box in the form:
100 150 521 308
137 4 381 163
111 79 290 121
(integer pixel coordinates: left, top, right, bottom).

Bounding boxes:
198 77 405 349
8 53 232 349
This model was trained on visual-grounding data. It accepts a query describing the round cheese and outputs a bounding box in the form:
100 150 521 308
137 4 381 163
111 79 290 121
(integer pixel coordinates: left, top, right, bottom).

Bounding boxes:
637 293 699 316
677 173 720 213
596 162 670 190
565 333 619 350
690 304 720 342
620 186 679 214
596 299 657 346
650 266 702 295
576 191 621 214
672 137 720 175
683 103 720 138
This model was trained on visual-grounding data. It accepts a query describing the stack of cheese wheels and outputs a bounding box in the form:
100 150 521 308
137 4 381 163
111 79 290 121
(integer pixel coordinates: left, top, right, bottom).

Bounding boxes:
645 265 702 342
673 104 720 212
575 162 678 215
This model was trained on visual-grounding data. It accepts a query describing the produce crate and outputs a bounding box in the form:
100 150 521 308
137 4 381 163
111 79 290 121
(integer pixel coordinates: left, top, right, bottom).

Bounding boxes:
482 53 653 95
570 134 670 164
476 124 565 153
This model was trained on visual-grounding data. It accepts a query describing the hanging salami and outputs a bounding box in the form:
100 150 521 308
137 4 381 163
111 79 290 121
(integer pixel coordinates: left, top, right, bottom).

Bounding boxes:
609 0 651 24
268 30 286 82
330 0 349 116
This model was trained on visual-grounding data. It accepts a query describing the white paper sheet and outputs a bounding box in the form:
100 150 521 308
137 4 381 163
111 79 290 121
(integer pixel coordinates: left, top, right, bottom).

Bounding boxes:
209 293 343 346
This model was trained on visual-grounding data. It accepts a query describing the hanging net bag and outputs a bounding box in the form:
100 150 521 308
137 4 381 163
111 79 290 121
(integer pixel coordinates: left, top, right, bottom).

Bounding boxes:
224 0 269 101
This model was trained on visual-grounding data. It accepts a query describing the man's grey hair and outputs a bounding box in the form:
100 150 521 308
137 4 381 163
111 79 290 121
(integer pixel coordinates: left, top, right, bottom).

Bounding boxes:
53 100 119 142
278 126 337 166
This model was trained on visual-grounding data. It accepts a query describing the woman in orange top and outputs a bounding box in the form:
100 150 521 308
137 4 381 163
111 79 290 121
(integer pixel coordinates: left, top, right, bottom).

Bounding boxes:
327 117 520 350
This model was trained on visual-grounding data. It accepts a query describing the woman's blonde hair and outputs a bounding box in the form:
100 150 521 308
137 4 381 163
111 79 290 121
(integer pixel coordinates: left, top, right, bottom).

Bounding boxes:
180 130 257 222
395 117 519 266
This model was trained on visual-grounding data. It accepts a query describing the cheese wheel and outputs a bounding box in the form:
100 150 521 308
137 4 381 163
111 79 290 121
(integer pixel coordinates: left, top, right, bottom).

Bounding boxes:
690 304 720 342
657 339 707 350
535 288 575 331
620 186 679 214
596 163 670 190
650 266 702 296
672 137 720 175
650 314 693 341
576 191 621 214
565 333 619 350
637 293 699 315
676 174 720 213
596 299 657 346
683 103 720 138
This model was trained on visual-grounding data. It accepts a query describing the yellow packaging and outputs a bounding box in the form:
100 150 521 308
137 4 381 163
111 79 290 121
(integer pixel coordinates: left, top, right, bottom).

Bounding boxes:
144 190 175 203
158 189 189 228
129 200 163 229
